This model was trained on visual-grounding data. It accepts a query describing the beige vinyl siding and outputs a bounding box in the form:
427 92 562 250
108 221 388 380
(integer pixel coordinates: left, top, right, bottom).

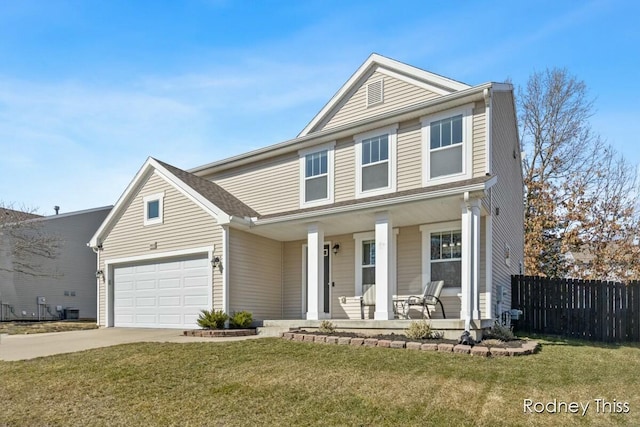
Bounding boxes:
397 120 422 192
490 91 525 316
228 229 282 320
334 137 356 203
98 172 222 325
472 101 487 178
207 152 299 216
397 225 423 296
329 234 355 319
282 240 305 319
315 70 441 132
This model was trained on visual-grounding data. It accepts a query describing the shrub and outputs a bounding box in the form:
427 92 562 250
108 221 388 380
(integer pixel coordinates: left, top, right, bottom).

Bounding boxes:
318 320 336 334
484 322 516 341
405 320 440 340
197 310 228 329
229 311 253 329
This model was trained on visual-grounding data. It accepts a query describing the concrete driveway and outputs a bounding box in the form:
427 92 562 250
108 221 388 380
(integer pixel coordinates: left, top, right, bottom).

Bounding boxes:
0 328 261 361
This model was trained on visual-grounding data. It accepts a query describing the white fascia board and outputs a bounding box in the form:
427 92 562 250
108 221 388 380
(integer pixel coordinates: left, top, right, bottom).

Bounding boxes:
150 161 231 224
190 83 493 177
89 157 156 247
254 178 495 226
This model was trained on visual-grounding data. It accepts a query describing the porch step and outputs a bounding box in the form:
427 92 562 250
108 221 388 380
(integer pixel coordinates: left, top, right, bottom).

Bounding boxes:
256 326 293 337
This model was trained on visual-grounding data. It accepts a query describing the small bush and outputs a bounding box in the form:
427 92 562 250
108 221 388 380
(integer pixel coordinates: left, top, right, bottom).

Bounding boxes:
197 310 228 329
229 311 253 329
318 320 336 334
484 322 515 341
405 320 440 340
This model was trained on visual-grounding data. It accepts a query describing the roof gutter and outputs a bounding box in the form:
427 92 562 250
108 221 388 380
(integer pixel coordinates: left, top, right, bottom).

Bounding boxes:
189 82 494 176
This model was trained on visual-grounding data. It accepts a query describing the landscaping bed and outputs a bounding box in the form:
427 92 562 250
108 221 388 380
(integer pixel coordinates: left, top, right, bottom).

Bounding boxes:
283 330 540 357
183 329 256 337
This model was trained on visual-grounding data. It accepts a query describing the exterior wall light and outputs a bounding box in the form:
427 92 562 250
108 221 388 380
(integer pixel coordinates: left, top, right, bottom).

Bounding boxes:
332 243 340 255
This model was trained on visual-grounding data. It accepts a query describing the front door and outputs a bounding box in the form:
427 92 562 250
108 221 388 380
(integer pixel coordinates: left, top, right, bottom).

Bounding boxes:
323 244 330 314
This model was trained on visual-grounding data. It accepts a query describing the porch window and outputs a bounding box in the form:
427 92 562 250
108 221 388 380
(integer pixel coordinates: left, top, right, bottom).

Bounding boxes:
430 230 462 288
298 142 335 208
361 239 376 295
355 125 397 198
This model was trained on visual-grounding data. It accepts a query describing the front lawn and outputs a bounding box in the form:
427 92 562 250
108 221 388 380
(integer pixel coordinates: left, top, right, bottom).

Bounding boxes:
1 337 638 426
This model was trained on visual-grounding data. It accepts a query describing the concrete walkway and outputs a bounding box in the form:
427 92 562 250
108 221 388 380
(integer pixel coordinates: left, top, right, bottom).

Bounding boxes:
0 328 262 361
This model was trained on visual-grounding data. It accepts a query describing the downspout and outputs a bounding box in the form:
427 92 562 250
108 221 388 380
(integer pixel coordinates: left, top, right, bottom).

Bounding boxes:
92 244 101 326
484 86 493 321
281 241 284 319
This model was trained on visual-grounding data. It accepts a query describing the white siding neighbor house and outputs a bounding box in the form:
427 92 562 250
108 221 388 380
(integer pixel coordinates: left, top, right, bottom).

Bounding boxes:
1 206 111 321
90 54 524 337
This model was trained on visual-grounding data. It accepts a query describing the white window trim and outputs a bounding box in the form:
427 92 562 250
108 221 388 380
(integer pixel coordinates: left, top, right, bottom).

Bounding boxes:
355 124 397 199
299 141 335 208
420 221 463 297
353 231 375 297
143 192 165 226
421 104 474 187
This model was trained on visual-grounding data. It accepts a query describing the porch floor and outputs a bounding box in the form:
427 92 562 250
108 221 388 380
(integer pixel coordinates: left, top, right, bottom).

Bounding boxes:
258 318 494 340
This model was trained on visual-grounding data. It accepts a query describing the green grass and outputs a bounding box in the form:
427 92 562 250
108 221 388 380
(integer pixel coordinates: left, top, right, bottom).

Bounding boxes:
0 320 98 335
1 337 638 426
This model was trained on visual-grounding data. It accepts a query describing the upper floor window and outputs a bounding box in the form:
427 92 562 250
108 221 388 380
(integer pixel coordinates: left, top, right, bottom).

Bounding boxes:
422 105 473 186
143 192 164 226
355 125 397 198
305 150 328 201
299 142 335 208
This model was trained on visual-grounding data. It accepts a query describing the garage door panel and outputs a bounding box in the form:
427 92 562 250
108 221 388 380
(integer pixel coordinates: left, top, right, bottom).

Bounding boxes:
158 278 181 289
158 296 181 307
114 255 211 329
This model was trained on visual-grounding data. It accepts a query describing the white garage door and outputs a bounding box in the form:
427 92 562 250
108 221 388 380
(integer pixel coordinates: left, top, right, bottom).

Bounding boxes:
113 256 211 328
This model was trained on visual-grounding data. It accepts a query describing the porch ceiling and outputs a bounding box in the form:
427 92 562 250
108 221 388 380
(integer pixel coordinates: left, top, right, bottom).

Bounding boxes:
245 194 480 241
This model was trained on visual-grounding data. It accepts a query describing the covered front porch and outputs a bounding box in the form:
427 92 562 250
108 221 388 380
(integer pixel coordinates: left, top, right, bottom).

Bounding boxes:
242 188 493 333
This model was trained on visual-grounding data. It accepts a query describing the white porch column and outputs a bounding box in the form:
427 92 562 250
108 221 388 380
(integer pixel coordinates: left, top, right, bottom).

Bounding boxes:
374 211 394 320
460 199 481 330
306 222 324 320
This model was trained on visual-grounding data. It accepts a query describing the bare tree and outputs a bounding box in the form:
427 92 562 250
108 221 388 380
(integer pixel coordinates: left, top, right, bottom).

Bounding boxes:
0 203 62 277
519 68 640 280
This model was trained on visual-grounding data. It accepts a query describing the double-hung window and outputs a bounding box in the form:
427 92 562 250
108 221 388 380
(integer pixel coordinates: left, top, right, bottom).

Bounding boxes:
422 105 472 185
355 125 397 198
429 230 462 289
299 142 335 207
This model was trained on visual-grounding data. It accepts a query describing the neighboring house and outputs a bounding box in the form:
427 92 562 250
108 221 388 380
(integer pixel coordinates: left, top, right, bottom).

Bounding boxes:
1 206 112 321
90 54 524 334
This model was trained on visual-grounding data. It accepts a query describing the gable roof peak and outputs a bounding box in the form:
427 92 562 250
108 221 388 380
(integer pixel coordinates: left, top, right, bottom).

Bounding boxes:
298 53 472 137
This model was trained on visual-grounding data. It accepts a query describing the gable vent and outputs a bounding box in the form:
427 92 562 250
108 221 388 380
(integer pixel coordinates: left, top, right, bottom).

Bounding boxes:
366 79 384 107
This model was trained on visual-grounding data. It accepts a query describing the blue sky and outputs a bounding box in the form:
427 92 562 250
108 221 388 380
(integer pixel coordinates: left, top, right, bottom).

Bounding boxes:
1 0 638 215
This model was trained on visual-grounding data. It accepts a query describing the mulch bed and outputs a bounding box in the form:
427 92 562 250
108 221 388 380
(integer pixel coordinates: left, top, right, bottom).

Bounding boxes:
183 329 256 337
283 330 540 357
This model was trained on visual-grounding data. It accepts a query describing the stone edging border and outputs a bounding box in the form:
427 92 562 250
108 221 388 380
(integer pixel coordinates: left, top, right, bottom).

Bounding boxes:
183 329 256 337
281 331 540 357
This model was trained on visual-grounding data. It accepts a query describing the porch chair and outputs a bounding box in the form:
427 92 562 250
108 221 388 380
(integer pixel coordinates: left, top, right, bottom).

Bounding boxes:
404 280 446 319
360 285 376 319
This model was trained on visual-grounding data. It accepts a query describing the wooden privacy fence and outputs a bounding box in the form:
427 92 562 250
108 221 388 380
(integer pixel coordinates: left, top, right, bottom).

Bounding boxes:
511 275 640 342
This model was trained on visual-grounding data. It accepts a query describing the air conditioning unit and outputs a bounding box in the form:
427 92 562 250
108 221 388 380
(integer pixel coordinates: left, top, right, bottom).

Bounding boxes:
64 308 80 320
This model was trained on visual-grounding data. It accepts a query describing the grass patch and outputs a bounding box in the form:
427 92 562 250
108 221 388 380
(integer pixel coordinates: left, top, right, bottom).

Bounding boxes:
1 337 639 425
0 321 98 335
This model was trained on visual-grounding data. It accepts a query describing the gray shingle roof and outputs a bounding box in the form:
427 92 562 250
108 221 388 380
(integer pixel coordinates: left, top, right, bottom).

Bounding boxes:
153 158 259 218
0 207 42 224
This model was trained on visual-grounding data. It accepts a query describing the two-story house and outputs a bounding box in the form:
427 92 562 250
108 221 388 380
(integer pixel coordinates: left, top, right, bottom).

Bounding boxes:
90 54 524 337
